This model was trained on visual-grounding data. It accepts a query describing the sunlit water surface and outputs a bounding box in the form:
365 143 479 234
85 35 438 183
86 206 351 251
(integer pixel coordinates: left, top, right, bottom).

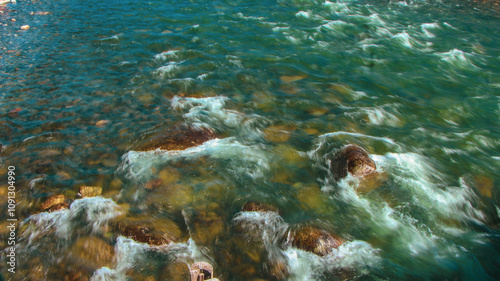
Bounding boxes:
0 0 499 280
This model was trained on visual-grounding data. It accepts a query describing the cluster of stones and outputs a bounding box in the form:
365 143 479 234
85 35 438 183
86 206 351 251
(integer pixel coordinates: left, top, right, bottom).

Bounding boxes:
33 121 383 280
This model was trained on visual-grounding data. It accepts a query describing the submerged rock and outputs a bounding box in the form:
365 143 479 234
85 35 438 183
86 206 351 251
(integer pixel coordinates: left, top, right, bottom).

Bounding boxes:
263 125 296 143
136 126 218 151
284 225 344 256
188 205 225 246
145 183 194 214
330 144 376 180
269 259 289 280
160 260 191 281
70 236 115 270
112 217 182 246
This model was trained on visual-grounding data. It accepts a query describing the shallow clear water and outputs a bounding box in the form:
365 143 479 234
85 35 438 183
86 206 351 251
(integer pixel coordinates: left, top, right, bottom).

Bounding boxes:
0 0 499 280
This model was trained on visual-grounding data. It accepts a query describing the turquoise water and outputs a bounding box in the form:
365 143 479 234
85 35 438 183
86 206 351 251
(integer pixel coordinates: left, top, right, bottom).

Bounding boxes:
1 0 499 280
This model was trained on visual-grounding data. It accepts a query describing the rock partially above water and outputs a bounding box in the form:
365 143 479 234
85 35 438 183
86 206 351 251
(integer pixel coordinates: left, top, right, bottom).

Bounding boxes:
136 126 218 151
78 186 102 198
284 225 344 256
40 194 69 211
112 217 182 246
330 144 376 180
242 201 278 213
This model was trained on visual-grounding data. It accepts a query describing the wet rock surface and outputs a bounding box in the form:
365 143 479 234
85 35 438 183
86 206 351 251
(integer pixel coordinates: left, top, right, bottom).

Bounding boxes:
136 126 218 151
40 194 70 211
242 201 278 213
78 185 102 198
284 225 344 256
330 144 376 180
112 217 183 246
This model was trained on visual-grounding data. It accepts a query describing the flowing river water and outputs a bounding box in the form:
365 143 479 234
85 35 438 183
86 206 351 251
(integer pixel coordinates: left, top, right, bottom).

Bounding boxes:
0 0 499 280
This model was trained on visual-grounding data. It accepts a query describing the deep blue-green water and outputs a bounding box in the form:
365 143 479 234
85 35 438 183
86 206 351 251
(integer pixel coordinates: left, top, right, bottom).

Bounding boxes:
1 0 499 280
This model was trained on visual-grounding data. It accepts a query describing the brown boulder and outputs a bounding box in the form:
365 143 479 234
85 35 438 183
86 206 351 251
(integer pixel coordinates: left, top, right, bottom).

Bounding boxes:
112 217 182 246
136 126 218 151
40 194 69 211
242 201 278 213
285 226 344 256
330 144 376 180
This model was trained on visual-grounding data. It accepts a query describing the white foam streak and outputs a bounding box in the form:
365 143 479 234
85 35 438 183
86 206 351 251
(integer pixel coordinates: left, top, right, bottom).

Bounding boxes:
319 20 352 35
392 31 418 48
154 50 180 61
383 153 486 223
91 237 150 281
171 96 263 139
171 96 239 127
323 0 351 14
362 107 401 126
119 137 270 182
21 197 123 243
438 49 479 70
233 211 288 251
284 240 381 280
154 61 184 78
326 241 381 271
236 12 265 21
319 131 398 146
296 11 311 18
421 23 439 38
91 238 209 281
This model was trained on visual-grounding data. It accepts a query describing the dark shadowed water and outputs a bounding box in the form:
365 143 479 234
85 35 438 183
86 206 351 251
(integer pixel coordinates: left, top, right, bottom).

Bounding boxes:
0 0 499 280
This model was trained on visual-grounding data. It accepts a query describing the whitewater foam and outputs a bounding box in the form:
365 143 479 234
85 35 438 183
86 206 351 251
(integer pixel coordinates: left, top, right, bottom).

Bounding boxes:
20 197 123 244
284 240 381 280
155 61 184 78
154 49 181 62
119 137 270 183
438 49 480 70
171 95 264 139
